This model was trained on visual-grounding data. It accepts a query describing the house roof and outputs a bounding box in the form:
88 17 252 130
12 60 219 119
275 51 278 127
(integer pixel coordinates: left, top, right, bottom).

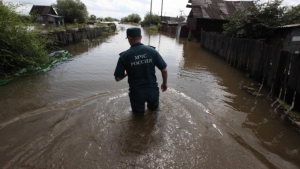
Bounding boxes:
187 0 254 20
162 16 185 22
277 24 300 28
47 14 64 18
30 5 58 16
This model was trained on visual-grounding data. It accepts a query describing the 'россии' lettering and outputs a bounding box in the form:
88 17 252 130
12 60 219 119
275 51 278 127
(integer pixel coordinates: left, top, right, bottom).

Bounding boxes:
131 54 152 66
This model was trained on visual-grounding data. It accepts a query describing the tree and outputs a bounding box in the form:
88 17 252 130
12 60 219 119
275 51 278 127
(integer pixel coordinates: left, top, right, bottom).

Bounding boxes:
141 13 161 26
53 0 89 24
281 4 300 25
97 17 103 22
223 0 287 39
90 14 96 21
104 17 118 22
120 13 141 23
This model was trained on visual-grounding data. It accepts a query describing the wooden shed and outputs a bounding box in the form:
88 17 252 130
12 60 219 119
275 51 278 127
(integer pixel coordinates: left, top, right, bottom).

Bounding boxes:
186 0 254 41
159 15 190 38
30 5 65 26
268 24 300 54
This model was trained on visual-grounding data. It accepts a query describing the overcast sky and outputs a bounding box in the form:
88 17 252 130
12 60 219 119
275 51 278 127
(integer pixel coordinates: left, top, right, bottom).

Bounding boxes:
4 0 300 20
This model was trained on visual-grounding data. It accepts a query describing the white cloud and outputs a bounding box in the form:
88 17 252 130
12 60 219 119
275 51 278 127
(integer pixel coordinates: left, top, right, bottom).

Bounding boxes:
151 0 190 17
282 0 299 6
4 0 299 19
84 0 116 10
5 0 191 18
113 0 148 11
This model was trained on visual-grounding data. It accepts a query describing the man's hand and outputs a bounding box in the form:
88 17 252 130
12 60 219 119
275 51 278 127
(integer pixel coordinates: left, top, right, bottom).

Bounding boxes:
161 83 167 92
160 68 168 92
115 71 127 82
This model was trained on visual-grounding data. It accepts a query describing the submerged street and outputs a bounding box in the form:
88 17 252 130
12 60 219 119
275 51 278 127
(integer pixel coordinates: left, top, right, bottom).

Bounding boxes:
0 24 299 168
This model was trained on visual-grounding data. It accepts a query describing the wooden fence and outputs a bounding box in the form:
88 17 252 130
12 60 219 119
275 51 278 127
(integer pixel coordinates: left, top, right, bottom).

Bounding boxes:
159 25 177 34
45 24 116 47
201 31 300 111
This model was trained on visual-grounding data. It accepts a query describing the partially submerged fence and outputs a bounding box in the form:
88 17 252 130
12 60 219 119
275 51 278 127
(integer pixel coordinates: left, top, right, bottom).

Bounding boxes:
201 31 300 112
45 24 116 47
159 25 177 34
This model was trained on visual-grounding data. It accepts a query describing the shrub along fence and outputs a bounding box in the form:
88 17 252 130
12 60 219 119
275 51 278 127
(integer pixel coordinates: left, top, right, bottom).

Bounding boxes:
201 31 300 115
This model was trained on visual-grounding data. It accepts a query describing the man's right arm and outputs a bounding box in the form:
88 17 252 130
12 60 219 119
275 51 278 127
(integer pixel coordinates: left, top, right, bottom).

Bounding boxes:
115 71 127 82
160 68 168 92
114 56 126 82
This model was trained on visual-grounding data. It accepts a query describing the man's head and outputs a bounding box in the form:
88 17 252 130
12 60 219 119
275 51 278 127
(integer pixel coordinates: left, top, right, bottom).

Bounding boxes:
126 27 142 45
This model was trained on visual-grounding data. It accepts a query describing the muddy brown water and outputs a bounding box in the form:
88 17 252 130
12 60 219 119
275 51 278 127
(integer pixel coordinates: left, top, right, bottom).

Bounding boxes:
0 24 299 168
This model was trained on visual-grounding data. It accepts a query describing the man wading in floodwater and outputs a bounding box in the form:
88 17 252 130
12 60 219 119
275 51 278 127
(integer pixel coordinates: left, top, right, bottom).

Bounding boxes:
114 27 168 115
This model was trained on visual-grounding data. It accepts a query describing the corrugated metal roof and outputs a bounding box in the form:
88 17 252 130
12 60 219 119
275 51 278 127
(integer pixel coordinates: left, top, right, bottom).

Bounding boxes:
30 5 58 16
277 24 300 28
187 0 254 20
47 14 64 18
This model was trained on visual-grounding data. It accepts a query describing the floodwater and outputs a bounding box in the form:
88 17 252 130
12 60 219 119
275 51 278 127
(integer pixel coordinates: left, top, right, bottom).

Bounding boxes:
0 24 299 169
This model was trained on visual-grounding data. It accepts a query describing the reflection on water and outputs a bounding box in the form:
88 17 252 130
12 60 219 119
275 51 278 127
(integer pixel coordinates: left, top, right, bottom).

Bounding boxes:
0 24 300 168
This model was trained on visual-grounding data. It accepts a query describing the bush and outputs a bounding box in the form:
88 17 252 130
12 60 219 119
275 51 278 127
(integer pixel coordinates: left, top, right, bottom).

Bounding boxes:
120 14 141 24
147 24 161 32
104 17 119 22
0 3 49 76
141 13 161 26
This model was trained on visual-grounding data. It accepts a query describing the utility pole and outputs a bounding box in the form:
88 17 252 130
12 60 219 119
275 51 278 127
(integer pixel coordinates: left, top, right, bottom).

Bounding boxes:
161 0 164 21
150 0 153 25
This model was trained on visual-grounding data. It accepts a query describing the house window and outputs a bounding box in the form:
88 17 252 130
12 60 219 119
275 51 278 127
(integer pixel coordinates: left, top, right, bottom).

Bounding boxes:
292 36 300 41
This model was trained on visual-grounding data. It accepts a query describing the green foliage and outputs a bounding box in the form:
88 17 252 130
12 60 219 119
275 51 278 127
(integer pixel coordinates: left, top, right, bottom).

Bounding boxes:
90 14 96 20
102 27 116 36
97 17 103 22
141 13 161 26
146 23 162 33
147 25 158 31
0 3 49 76
222 10 248 38
53 0 89 24
104 17 119 22
288 111 300 119
0 50 73 85
223 0 288 39
120 13 141 24
277 99 300 119
281 4 300 25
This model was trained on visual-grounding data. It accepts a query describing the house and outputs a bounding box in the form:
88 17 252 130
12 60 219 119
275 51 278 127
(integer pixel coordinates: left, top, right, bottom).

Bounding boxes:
269 24 300 54
186 0 254 41
30 5 64 26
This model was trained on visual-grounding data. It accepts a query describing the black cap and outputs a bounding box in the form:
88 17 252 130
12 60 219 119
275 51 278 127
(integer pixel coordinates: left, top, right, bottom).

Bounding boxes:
126 27 141 39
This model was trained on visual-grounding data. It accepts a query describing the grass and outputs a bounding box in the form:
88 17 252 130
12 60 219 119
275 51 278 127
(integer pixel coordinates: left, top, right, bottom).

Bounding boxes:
277 99 300 119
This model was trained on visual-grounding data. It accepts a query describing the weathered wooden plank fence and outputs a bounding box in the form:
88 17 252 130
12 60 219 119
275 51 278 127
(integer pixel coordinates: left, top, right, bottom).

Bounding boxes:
201 31 300 112
159 25 177 34
44 24 116 47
